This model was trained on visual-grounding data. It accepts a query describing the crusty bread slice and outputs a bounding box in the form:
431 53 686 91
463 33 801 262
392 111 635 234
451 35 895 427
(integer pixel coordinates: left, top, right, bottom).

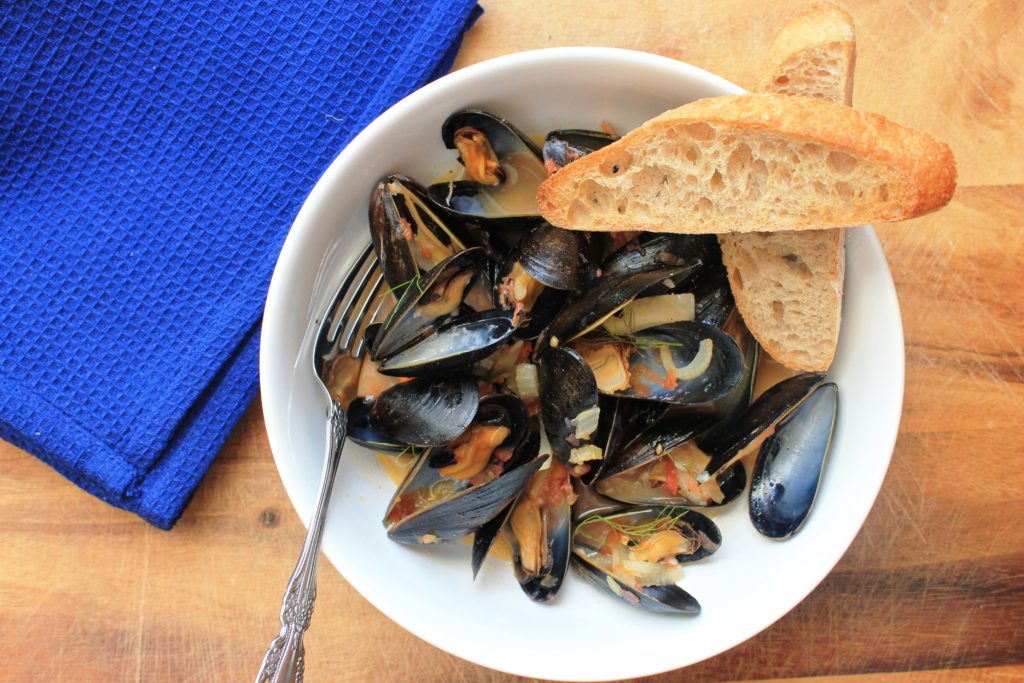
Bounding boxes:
758 1 855 103
720 228 845 371
719 0 854 371
536 93 956 235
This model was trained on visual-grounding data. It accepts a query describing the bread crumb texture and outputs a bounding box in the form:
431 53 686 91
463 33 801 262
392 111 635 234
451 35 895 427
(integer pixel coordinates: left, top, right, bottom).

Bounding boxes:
538 94 956 235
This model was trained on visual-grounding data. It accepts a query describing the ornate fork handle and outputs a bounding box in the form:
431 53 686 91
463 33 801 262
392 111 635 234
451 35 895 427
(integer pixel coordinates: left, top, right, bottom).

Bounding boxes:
256 400 347 683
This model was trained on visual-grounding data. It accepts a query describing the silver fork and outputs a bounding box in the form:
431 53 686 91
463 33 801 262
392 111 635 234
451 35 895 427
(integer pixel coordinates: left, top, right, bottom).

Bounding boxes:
256 244 384 683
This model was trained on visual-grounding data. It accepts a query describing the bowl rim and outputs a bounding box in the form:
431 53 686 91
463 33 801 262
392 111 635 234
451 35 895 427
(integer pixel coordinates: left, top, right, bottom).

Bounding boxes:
260 46 905 680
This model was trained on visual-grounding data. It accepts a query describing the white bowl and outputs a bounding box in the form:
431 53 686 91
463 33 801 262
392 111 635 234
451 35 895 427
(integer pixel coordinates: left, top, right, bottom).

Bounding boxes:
260 47 904 681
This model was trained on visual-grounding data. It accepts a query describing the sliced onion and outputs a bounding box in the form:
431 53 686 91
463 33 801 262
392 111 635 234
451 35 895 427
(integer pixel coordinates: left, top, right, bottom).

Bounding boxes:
569 443 603 465
602 293 696 336
571 405 601 441
659 338 713 381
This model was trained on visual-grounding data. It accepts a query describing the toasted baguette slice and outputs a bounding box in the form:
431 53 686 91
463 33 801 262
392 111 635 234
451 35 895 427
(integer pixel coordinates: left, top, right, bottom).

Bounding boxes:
758 1 855 102
536 93 956 235
720 1 854 371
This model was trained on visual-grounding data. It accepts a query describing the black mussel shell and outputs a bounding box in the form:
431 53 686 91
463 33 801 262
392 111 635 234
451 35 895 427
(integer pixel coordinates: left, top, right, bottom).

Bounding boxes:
750 382 838 539
575 506 721 563
471 500 515 579
600 412 713 480
507 460 573 602
371 248 486 361
706 310 760 421
576 322 745 406
538 347 600 466
599 233 716 287
542 128 617 172
513 286 570 340
569 505 720 618
442 109 544 166
571 554 700 615
369 175 467 289
368 376 478 447
534 266 688 356
377 309 515 377
596 413 745 508
425 181 544 260
698 372 826 480
347 397 408 454
516 223 588 291
471 418 541 578
692 269 735 328
385 451 545 545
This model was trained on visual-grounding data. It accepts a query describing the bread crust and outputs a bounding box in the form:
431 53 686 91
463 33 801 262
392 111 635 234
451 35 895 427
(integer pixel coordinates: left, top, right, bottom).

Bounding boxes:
536 93 957 234
721 0 854 372
759 1 856 103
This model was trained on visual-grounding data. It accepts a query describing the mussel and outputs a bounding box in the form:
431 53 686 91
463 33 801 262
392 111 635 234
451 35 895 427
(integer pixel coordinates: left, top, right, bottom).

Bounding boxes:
376 309 515 377
368 376 479 447
495 222 588 337
538 346 601 469
749 382 838 539
369 175 468 289
571 506 720 614
442 109 545 184
697 372 826 481
425 109 549 257
384 394 542 544
506 457 574 601
534 266 690 355
573 322 745 405
542 128 617 173
371 248 489 361
595 412 746 508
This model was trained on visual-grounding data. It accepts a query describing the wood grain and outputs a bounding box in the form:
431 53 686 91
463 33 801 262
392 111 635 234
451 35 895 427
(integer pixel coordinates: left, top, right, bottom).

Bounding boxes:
2 1 1023 681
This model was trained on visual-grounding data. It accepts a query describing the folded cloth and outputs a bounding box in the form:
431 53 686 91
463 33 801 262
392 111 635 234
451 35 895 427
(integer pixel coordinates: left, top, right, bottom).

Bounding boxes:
0 0 483 528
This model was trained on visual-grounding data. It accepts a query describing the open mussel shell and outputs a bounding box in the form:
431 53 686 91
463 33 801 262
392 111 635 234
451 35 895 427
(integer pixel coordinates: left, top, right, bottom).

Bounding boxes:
368 376 479 447
347 397 408 454
538 347 600 467
575 322 745 406
706 310 760 422
750 382 838 539
574 505 722 564
369 175 468 289
571 557 701 615
377 309 515 377
506 459 573 602
384 395 540 545
424 181 543 260
385 452 545 545
596 413 746 508
442 109 544 171
534 266 689 355
542 128 617 173
579 396 669 485
371 248 487 361
471 418 540 578
425 181 544 254
570 505 715 615
698 372 826 481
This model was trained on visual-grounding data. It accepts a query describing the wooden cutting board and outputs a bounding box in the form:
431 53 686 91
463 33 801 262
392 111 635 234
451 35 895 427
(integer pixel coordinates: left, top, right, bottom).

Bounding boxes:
2 1 1023 681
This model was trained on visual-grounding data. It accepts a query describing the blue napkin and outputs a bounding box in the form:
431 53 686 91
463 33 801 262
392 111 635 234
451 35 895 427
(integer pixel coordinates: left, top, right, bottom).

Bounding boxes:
0 1 482 529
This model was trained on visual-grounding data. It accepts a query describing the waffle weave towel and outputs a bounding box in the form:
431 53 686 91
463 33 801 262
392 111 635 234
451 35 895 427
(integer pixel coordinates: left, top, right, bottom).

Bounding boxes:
0 1 482 528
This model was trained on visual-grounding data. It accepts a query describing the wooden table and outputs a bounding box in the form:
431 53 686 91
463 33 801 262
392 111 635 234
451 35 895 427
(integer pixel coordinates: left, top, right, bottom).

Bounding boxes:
2 1 1022 681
